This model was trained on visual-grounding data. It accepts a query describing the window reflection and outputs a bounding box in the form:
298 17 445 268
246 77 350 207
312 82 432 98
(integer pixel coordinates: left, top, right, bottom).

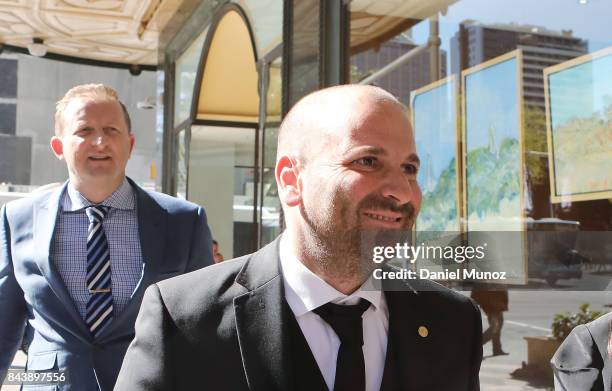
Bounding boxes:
174 27 209 127
348 0 612 284
349 0 612 216
175 129 188 200
261 127 281 246
188 126 257 259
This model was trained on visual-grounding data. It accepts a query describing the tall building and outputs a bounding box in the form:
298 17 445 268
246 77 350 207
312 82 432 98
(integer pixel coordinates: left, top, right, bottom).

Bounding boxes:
0 54 30 185
351 34 447 104
451 21 588 107
0 134 31 185
0 56 18 136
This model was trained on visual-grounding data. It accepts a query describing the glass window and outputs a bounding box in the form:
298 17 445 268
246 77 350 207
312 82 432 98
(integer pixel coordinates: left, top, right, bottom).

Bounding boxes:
347 2 612 375
349 0 612 231
261 125 281 246
287 0 321 109
175 128 188 200
350 21 438 106
0 58 18 98
0 103 17 135
174 27 209 127
240 0 283 57
188 125 257 259
259 54 283 246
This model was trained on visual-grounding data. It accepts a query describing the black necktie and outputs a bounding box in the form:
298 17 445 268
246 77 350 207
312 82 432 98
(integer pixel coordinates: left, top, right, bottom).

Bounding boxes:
313 299 371 391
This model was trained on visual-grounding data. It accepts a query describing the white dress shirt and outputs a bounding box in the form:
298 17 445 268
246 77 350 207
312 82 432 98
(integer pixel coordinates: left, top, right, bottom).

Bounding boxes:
279 235 389 391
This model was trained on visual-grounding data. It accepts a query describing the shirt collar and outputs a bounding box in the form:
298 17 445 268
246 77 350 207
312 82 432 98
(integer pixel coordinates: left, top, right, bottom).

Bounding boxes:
62 178 135 212
279 235 382 318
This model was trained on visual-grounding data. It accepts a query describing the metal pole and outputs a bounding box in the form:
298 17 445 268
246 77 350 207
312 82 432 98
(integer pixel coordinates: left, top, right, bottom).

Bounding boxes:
256 58 270 248
428 15 441 82
321 0 348 86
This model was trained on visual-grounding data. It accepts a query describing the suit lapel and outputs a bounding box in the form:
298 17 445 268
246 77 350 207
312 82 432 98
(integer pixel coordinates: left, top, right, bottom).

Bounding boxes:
382 276 435 390
232 244 438 391
33 183 91 338
234 238 292 391
589 314 612 389
133 183 166 294
98 182 167 341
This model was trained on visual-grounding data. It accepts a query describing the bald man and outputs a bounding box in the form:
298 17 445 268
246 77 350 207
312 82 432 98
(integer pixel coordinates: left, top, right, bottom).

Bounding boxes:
115 85 482 391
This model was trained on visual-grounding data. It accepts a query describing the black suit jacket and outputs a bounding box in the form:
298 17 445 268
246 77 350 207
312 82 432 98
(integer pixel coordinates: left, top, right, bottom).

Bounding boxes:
552 312 611 391
115 237 482 390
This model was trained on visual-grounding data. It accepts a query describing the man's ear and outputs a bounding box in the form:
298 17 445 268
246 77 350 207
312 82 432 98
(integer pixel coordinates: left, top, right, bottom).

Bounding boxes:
50 136 65 160
275 155 301 207
128 133 135 155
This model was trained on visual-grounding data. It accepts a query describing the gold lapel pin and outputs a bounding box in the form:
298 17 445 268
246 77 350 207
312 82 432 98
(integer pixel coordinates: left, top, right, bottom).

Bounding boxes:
418 326 429 338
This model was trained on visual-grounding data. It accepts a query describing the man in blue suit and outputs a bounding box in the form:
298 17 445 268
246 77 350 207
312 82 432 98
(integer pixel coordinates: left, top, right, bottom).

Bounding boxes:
0 84 213 390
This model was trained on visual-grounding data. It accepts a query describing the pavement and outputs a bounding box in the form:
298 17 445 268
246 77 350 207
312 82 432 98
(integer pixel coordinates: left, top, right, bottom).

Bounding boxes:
2 351 25 391
479 318 553 391
478 285 611 391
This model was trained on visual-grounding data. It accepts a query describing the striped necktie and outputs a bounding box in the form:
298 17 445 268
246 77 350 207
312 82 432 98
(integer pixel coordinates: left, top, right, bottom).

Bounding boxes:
85 205 113 338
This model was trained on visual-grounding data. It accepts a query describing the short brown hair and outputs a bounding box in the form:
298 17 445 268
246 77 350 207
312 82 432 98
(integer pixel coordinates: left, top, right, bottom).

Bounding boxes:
54 84 131 135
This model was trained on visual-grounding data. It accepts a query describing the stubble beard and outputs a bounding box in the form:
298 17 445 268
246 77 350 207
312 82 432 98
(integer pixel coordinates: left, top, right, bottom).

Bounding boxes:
300 192 415 285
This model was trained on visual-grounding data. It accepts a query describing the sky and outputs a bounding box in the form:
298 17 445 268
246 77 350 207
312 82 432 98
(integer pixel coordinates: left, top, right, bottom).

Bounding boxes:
413 77 458 189
465 57 519 150
410 0 612 67
549 53 612 127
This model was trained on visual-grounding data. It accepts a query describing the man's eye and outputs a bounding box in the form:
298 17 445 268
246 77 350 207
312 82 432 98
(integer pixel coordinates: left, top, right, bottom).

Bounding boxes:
402 164 418 175
354 157 377 167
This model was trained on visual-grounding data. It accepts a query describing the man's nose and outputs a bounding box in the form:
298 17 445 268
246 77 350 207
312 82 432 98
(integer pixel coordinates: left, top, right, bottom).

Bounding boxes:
381 174 421 206
90 133 106 147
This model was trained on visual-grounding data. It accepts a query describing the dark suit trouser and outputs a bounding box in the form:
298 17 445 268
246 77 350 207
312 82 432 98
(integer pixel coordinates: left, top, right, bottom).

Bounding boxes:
482 312 504 353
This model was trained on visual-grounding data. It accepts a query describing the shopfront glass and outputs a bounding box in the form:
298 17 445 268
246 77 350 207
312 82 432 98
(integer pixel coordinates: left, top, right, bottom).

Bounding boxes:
260 125 281 245
349 0 612 268
348 0 612 381
259 53 283 246
175 128 188 200
167 0 284 255
242 0 283 55
174 27 209 127
286 0 321 109
187 125 257 259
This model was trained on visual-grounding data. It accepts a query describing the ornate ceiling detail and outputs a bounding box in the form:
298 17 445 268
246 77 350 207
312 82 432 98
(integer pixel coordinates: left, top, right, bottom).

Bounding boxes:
0 0 183 66
0 0 457 66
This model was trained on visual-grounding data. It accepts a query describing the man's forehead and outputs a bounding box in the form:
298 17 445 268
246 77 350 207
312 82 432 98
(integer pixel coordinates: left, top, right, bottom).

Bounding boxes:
281 86 412 158
336 104 413 138
65 98 121 117
333 106 417 155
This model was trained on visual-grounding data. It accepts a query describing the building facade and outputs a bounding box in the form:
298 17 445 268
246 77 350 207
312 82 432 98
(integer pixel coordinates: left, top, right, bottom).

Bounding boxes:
154 0 611 260
451 22 588 107
3 1 605 261
351 34 448 105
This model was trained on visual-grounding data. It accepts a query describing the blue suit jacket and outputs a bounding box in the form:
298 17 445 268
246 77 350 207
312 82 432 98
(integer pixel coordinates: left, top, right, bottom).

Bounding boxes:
0 179 214 391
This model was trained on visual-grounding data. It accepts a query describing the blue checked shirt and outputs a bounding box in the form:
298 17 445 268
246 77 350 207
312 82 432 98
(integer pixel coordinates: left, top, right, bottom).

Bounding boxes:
51 178 143 319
